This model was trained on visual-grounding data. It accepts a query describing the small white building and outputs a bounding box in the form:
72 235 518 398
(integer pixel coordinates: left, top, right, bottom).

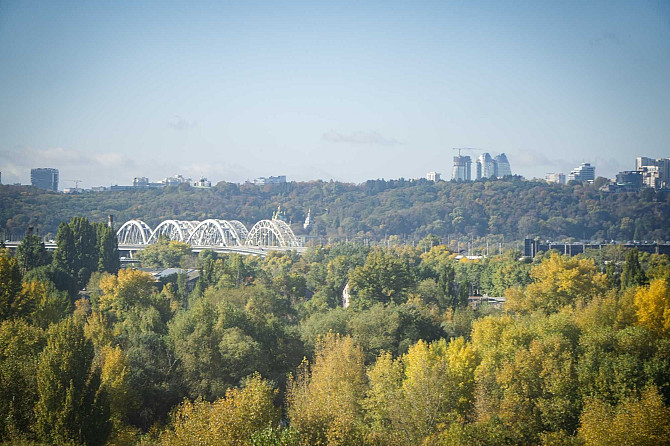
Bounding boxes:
342 282 351 308
426 171 441 182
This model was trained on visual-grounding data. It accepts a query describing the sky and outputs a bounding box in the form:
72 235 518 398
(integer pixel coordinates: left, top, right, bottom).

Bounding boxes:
1 0 669 188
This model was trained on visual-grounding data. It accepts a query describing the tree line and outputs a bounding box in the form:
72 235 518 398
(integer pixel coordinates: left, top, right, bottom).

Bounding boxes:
0 216 669 445
2 177 669 244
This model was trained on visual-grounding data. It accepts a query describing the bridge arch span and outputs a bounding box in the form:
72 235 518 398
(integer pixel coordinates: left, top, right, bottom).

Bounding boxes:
187 219 249 247
245 219 300 248
116 220 152 245
148 220 195 244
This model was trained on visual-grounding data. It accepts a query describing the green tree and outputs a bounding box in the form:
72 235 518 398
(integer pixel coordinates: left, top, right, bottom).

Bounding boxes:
621 248 648 289
52 217 106 291
20 279 70 328
34 317 111 445
136 238 193 268
348 248 414 308
96 224 119 274
0 250 22 321
16 233 51 272
0 320 45 441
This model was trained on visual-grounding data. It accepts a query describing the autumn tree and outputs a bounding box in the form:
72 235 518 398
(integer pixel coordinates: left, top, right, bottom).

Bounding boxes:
160 374 279 446
19 279 70 328
470 313 581 444
286 332 367 446
579 386 670 446
365 337 478 445
97 268 156 318
634 278 670 337
505 252 607 313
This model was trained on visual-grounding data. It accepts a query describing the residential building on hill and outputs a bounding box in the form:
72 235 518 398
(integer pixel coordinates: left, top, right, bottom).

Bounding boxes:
31 168 59 191
545 173 566 184
567 163 595 182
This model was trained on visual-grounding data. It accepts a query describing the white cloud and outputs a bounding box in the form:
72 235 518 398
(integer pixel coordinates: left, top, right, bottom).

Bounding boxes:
168 115 196 130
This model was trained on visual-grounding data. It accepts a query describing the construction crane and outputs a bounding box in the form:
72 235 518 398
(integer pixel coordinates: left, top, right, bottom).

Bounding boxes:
64 179 83 189
451 148 479 156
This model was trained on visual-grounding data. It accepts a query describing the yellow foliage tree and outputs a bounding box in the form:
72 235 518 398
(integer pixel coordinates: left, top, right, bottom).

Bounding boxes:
365 337 478 445
634 278 670 337
286 332 367 446
160 374 279 446
506 253 607 313
579 386 670 446
98 269 156 317
100 345 135 422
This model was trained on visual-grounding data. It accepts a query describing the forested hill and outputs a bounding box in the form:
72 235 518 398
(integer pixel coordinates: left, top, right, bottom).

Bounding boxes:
2 178 669 242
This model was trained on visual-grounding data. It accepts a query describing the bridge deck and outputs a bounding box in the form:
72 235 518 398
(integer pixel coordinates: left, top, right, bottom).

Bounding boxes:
4 241 306 257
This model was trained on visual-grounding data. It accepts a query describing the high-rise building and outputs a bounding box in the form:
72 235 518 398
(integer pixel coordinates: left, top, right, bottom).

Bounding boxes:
30 168 59 191
636 156 656 171
476 153 496 179
494 153 512 177
452 155 471 181
545 173 566 184
426 171 441 182
635 156 670 189
567 163 595 182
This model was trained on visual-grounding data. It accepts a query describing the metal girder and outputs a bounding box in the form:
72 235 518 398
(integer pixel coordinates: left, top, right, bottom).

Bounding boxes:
147 220 194 244
245 219 301 248
116 220 152 245
186 219 248 247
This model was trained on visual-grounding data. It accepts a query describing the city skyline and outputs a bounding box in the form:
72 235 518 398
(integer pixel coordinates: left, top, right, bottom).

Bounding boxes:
1 1 669 187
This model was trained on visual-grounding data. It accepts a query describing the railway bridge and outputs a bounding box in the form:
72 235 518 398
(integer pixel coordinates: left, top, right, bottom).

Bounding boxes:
115 218 304 256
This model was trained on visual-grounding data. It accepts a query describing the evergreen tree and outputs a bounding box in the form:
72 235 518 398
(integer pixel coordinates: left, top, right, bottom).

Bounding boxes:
96 224 120 274
621 248 648 289
53 217 103 291
34 317 111 445
53 222 75 271
70 217 98 288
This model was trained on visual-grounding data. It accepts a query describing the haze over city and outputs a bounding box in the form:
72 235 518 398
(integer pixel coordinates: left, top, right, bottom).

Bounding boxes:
1 0 669 188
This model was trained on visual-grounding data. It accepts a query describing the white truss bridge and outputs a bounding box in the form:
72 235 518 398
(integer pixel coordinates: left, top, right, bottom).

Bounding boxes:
116 218 304 255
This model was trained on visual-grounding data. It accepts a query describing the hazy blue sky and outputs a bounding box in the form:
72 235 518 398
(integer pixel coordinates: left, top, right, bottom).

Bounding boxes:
1 0 669 188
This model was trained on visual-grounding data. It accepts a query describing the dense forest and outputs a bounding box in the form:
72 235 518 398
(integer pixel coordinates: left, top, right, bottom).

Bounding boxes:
2 178 669 244
1 216 669 445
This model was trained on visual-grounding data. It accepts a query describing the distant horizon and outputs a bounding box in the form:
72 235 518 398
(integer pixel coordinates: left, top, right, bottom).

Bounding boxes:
2 156 659 190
